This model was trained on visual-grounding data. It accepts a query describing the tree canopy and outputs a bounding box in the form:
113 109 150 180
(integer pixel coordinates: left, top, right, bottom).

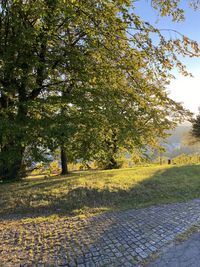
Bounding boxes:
0 0 198 181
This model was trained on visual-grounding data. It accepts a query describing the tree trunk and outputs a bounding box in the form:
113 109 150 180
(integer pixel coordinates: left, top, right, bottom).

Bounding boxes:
0 144 25 182
0 84 28 182
0 100 27 182
159 152 163 165
60 147 68 175
105 157 118 169
104 129 119 169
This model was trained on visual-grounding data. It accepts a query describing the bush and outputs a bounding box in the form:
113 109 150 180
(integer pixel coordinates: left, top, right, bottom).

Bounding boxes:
49 161 60 174
172 154 200 165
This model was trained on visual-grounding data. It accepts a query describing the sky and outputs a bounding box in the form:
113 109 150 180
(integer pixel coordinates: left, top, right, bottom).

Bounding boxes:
134 0 200 115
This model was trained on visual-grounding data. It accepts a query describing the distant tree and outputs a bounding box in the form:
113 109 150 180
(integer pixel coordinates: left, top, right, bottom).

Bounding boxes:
192 111 200 142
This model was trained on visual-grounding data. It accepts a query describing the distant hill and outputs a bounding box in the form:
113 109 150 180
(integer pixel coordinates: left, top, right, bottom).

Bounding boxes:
163 125 200 158
166 125 191 144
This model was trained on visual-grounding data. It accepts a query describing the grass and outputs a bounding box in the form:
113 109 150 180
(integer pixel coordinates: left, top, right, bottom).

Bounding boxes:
1 164 200 219
175 222 200 243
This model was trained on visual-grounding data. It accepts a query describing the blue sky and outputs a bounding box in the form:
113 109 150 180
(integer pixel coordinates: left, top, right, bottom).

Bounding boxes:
134 0 200 115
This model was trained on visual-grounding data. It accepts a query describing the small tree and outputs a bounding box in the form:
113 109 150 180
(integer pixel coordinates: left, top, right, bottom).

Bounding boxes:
192 112 200 141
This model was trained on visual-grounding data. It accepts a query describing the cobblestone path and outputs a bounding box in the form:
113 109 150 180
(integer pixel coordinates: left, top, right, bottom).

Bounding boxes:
1 199 200 266
148 231 200 267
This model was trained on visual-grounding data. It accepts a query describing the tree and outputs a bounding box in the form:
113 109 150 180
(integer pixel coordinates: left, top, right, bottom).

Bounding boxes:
64 77 191 169
0 0 198 181
192 111 200 141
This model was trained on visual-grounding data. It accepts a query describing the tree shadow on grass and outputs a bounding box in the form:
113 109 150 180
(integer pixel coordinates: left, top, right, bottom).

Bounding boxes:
22 169 119 190
1 164 200 221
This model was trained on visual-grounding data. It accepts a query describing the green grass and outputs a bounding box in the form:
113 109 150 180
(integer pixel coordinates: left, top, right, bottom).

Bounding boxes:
1 164 200 218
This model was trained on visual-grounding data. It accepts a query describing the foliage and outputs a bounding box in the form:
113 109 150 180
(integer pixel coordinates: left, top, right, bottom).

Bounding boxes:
31 162 46 176
192 112 200 141
0 0 198 181
182 130 200 146
48 161 60 175
172 153 200 165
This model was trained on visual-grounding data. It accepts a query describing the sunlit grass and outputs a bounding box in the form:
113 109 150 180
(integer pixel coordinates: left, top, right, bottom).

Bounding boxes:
1 164 200 218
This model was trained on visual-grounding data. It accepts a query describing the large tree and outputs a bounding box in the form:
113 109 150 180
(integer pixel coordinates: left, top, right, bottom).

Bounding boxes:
0 0 198 181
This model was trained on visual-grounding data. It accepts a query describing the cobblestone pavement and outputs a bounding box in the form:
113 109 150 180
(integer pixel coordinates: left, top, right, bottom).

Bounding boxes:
1 199 200 266
148 231 200 267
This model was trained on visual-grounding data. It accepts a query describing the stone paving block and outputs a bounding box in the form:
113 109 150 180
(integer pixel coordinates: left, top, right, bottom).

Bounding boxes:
2 199 200 266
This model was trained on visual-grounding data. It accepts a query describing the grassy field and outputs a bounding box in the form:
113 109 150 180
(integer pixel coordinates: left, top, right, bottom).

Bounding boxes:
1 164 200 219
